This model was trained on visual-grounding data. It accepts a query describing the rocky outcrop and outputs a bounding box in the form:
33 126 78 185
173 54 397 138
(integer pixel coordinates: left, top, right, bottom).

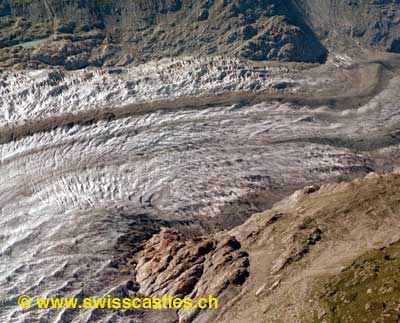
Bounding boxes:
103 172 400 323
124 229 249 322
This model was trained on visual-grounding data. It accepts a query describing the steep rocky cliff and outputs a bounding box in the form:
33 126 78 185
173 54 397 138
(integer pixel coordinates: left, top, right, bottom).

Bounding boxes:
0 0 399 69
295 0 400 53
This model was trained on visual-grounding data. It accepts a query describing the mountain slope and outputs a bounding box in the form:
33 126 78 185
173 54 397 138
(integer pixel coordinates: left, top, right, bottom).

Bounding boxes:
0 0 328 69
2 0 400 69
213 171 400 323
295 0 400 53
1 0 400 69
89 171 400 322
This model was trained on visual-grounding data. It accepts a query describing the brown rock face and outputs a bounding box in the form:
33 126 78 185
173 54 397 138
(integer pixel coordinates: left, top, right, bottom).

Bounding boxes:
0 0 328 69
2 1 400 69
128 229 249 322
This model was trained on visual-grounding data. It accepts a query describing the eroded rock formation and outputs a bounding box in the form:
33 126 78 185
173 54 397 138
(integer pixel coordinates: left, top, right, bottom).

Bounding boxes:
128 229 249 322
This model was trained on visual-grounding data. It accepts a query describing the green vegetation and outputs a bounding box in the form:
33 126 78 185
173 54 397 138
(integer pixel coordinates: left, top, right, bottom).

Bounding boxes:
315 242 400 323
